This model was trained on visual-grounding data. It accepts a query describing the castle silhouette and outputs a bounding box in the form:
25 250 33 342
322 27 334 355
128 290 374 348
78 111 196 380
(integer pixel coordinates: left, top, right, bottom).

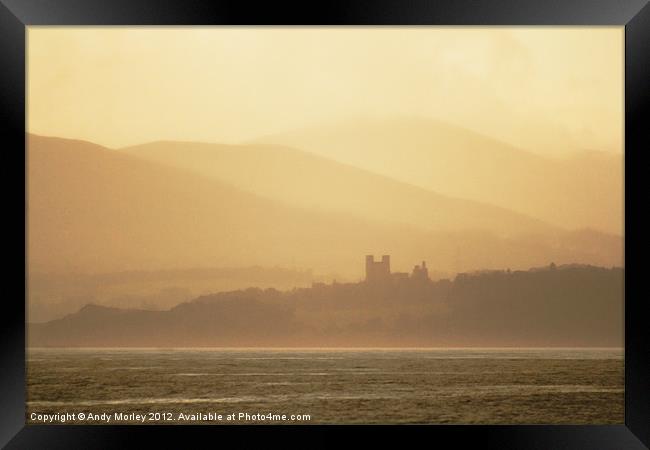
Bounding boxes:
365 255 429 283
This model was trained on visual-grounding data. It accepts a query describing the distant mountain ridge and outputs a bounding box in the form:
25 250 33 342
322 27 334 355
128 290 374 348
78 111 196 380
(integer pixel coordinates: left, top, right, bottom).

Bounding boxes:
254 116 623 234
28 266 315 323
122 139 554 236
27 134 622 280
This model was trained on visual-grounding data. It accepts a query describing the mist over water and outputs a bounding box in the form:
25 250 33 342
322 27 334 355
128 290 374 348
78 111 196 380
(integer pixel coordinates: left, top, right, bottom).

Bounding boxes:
27 348 623 424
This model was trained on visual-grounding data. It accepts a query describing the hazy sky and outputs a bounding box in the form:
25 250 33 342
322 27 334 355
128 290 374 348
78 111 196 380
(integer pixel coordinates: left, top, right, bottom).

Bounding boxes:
28 27 622 156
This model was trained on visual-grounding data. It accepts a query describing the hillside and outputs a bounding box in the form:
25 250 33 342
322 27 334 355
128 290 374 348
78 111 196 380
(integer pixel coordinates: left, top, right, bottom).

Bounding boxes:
254 116 623 234
28 266 314 323
27 134 622 281
29 265 624 347
27 134 413 276
123 140 552 236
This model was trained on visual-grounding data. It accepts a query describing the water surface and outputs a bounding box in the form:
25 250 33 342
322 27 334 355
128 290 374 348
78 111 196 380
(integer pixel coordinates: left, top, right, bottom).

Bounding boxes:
27 348 623 424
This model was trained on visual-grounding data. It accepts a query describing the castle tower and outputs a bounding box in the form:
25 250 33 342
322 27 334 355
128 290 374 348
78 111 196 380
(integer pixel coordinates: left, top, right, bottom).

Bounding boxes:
381 255 391 276
365 254 391 282
365 255 374 281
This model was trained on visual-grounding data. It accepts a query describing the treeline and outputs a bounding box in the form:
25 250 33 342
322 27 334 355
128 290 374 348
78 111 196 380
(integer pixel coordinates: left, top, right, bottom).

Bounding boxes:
29 265 623 347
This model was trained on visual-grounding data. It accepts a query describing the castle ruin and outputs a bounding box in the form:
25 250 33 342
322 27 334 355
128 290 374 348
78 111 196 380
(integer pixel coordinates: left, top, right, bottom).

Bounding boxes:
365 255 429 283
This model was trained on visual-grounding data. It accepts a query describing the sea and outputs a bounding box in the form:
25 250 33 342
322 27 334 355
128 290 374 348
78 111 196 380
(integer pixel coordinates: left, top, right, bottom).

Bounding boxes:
26 348 624 425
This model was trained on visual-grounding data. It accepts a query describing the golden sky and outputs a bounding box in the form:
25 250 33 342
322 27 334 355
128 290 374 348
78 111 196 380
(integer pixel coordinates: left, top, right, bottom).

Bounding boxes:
27 27 622 156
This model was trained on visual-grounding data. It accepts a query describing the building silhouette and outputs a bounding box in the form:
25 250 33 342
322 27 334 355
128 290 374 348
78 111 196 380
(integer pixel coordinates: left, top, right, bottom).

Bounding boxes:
365 255 429 283
365 255 391 282
412 261 429 281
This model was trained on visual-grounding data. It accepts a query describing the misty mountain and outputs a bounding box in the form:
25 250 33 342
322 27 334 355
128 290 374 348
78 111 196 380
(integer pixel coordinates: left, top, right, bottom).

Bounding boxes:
28 266 314 323
27 134 621 280
122 139 552 236
29 265 623 347
253 116 623 235
27 134 411 276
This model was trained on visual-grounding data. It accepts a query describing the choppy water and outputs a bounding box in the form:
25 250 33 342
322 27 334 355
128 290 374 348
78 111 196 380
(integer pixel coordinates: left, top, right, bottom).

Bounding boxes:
27 348 623 424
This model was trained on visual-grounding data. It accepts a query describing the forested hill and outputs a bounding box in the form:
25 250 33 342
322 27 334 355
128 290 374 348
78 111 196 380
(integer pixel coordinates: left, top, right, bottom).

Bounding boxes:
29 265 623 348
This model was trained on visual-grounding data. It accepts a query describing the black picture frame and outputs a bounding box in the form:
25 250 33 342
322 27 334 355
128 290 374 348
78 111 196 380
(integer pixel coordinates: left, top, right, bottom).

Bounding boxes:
1 0 648 448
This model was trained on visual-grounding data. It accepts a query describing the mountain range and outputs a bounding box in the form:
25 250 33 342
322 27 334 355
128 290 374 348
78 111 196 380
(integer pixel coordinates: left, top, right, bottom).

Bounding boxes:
28 124 622 280
254 117 623 235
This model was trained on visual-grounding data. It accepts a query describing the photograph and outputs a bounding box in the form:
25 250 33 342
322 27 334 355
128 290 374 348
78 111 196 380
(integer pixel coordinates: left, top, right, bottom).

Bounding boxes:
25 26 624 425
